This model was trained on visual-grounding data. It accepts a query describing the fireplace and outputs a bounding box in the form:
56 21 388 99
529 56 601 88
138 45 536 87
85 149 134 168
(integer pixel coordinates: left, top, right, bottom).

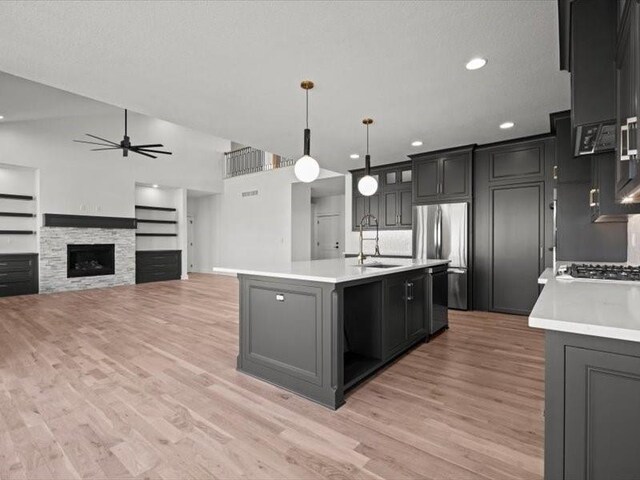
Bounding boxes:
67 244 115 278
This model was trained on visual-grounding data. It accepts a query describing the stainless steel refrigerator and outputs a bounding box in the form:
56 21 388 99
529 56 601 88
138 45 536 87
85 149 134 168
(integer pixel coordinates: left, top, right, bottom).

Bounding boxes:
413 203 468 310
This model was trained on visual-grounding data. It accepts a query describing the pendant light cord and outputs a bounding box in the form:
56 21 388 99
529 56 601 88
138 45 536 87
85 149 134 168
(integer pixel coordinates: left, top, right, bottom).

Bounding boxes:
125 109 128 136
366 123 369 155
306 89 309 129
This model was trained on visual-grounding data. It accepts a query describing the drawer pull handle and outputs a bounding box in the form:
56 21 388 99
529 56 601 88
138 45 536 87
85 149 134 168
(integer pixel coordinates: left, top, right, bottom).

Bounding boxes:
276 294 285 302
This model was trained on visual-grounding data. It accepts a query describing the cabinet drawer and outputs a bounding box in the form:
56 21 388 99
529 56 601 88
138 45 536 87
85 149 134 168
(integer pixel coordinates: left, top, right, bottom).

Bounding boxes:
0 257 35 273
0 281 37 297
136 253 180 267
0 270 34 283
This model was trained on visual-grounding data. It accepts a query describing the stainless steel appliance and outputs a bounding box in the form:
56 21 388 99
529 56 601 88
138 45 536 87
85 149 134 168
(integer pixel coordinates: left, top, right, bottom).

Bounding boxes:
413 203 468 310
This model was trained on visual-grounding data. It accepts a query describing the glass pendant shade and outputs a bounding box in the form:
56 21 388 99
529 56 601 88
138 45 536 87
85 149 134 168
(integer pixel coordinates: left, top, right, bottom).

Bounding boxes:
294 154 320 183
358 174 378 196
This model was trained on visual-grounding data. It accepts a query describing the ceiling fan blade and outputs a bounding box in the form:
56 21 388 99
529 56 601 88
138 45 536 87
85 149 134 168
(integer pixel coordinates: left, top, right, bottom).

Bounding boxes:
131 144 164 149
135 149 173 155
130 148 157 159
85 134 120 146
74 139 116 147
91 147 121 151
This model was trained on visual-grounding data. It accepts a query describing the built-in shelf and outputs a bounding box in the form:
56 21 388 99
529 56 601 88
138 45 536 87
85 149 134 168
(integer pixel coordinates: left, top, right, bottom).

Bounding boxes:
136 219 178 224
0 194 34 201
0 230 35 235
136 233 178 237
343 352 382 390
0 212 35 218
135 205 177 212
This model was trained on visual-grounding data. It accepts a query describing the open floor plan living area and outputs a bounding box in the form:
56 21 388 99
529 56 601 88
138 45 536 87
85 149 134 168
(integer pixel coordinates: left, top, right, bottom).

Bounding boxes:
1 1 639 479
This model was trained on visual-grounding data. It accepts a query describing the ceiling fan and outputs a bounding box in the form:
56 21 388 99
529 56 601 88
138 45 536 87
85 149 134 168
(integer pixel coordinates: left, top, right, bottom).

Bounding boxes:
73 109 172 159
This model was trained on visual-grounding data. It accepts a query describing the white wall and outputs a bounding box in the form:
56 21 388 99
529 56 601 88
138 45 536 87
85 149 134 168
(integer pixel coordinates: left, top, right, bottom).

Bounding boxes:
344 173 413 256
628 215 640 265
213 167 343 268
0 112 229 219
292 183 312 261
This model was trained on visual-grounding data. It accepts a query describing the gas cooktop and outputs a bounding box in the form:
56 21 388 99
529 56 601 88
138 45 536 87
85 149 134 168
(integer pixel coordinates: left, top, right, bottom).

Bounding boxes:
560 263 640 282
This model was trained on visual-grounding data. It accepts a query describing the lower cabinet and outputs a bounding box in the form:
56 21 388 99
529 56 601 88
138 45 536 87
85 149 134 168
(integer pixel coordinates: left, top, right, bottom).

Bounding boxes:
546 331 640 479
135 250 181 284
0 253 38 297
383 270 431 359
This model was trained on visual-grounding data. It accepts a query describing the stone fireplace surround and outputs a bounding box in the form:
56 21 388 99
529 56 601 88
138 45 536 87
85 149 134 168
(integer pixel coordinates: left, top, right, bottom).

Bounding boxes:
39 214 136 293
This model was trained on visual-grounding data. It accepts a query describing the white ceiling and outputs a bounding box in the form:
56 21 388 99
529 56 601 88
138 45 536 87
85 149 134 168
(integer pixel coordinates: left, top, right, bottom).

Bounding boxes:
0 1 570 173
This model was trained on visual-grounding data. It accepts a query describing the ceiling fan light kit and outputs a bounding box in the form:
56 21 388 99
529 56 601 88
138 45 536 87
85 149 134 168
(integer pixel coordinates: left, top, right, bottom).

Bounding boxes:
358 118 378 196
294 80 320 183
73 109 173 159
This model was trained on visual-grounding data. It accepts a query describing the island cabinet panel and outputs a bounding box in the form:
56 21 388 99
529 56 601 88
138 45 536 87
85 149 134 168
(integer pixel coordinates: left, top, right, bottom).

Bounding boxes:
237 276 342 409
406 272 427 342
383 275 409 357
545 331 640 479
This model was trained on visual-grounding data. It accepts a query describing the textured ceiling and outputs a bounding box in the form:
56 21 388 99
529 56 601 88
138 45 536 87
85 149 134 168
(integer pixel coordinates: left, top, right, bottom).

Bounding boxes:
0 1 570 173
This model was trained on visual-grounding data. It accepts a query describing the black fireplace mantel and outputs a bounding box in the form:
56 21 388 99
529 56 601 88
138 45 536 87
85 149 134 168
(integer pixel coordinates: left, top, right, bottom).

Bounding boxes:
43 214 136 229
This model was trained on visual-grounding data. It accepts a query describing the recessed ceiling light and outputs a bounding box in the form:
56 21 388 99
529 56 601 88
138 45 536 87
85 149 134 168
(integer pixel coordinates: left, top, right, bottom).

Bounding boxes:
499 121 515 129
411 140 423 147
0 115 4 120
152 184 159 188
350 153 360 159
465 58 487 70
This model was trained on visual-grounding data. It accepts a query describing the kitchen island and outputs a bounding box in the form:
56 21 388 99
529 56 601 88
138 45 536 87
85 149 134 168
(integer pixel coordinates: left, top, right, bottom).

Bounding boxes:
530 274 640 479
215 258 449 409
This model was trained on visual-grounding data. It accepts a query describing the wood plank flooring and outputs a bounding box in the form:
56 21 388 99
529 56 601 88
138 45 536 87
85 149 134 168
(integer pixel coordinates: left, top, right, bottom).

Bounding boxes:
0 274 544 479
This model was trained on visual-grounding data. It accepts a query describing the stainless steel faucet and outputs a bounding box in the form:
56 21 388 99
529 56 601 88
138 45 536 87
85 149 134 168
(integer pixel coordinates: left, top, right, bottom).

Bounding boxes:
357 214 381 264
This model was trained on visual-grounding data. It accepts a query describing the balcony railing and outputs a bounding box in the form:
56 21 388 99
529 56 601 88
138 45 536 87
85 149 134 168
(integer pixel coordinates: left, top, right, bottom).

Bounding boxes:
224 147 295 178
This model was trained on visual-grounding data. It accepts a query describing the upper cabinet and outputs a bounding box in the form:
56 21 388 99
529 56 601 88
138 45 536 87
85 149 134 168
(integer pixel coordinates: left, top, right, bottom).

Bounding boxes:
615 0 640 200
351 162 412 231
410 146 474 204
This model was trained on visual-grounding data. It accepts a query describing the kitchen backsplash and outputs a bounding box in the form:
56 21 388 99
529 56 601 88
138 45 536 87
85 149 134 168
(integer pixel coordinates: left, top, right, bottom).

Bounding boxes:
629 215 640 265
345 229 412 256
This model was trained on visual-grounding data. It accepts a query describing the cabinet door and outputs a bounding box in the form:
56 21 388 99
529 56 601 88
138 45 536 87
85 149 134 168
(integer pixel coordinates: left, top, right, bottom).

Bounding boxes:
413 158 440 203
406 273 426 341
353 195 367 230
383 191 398 228
565 346 640 479
441 154 470 198
368 193 380 226
398 189 413 227
383 276 408 358
616 0 639 194
490 183 543 315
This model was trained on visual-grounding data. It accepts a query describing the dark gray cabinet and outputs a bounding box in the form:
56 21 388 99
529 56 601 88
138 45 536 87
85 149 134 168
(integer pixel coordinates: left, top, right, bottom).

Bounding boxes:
615 0 640 200
411 146 473 204
546 331 640 480
135 250 181 284
552 111 591 184
473 136 553 314
351 162 411 231
591 152 640 221
383 271 431 358
0 253 38 297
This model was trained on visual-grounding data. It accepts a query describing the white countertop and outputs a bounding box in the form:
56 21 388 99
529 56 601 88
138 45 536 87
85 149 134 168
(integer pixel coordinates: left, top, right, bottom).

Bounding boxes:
538 268 555 285
529 275 640 342
214 257 450 283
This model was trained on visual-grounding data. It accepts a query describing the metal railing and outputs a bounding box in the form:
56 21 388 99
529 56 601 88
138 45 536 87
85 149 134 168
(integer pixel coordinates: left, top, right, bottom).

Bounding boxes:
224 147 295 178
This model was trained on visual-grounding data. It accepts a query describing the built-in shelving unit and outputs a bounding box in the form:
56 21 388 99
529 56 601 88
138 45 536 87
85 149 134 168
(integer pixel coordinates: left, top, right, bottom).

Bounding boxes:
135 233 178 237
0 212 35 218
136 219 177 224
0 230 35 235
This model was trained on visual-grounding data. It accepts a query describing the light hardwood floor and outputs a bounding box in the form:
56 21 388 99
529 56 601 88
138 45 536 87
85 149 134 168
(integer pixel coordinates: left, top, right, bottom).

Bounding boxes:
0 274 544 480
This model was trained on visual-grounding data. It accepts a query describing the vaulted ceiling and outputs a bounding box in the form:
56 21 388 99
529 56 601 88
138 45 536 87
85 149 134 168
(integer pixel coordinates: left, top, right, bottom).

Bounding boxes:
0 1 569 172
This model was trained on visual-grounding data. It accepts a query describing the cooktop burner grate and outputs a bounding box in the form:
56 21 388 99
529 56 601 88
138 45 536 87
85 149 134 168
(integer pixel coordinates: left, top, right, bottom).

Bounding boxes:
567 264 640 281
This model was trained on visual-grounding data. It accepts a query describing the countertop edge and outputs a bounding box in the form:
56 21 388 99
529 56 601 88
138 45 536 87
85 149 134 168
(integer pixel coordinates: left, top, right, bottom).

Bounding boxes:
213 260 450 284
529 315 640 343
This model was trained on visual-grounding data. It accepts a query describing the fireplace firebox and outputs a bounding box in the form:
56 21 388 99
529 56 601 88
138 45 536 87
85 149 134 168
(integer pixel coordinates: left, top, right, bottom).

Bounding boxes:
67 244 115 278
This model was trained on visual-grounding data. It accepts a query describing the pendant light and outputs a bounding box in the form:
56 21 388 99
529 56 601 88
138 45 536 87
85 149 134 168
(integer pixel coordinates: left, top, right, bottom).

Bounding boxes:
294 80 320 183
358 118 378 196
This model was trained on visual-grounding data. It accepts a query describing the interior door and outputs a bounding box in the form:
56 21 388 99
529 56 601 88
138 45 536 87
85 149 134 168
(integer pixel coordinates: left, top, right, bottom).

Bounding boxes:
315 214 341 259
490 183 543 315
